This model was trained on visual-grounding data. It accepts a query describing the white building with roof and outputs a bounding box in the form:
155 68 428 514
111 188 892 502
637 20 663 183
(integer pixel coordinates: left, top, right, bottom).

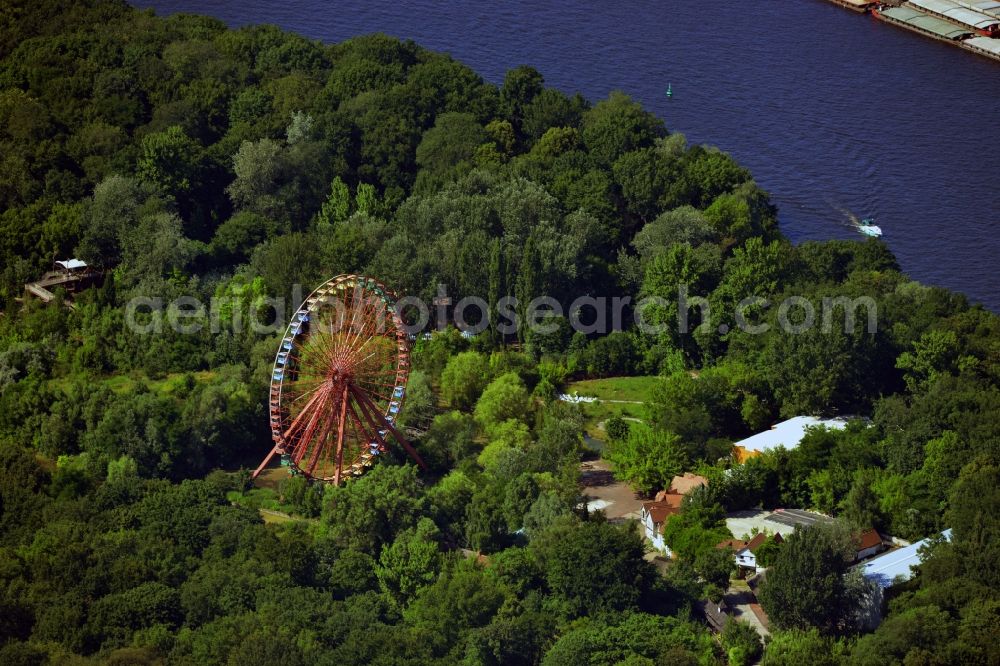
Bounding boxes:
857 528 952 590
854 529 952 629
732 416 848 462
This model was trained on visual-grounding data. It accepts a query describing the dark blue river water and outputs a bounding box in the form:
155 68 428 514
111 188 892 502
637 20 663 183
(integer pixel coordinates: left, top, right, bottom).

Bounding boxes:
134 0 1000 310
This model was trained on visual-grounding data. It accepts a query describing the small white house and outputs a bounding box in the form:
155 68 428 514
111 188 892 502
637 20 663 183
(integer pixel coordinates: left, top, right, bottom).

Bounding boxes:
640 496 682 556
734 532 784 573
855 528 886 561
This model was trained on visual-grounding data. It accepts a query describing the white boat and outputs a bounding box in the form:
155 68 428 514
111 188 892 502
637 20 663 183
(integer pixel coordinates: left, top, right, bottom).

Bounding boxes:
858 217 882 237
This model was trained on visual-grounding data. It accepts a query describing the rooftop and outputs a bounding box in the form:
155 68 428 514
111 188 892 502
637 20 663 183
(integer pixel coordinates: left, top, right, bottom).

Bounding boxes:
668 472 709 496
856 529 952 589
725 508 835 539
716 538 747 551
908 0 1000 29
956 0 1000 18
964 35 1000 56
741 531 783 553
880 6 975 39
856 528 883 552
733 416 848 455
642 497 683 525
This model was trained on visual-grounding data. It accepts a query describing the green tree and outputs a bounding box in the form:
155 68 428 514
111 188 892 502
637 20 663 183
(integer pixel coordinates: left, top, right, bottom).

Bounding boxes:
840 468 885 532
946 463 1000 588
211 211 279 262
474 372 530 433
404 559 506 653
605 415 630 443
420 410 479 471
758 523 860 635
580 91 664 167
762 629 844 666
721 619 763 666
465 486 508 552
502 473 540 530
377 517 443 604
896 329 961 394
540 520 653 617
355 182 377 216
397 370 435 430
136 125 201 195
694 544 736 590
315 175 351 230
605 424 688 495
440 351 490 410
541 612 714 665
76 175 149 267
227 138 285 216
321 464 425 554
414 112 486 189
501 65 544 130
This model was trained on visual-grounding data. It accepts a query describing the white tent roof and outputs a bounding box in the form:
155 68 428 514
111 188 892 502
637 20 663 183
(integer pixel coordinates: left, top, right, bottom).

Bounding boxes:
734 416 848 454
857 529 952 589
55 259 87 270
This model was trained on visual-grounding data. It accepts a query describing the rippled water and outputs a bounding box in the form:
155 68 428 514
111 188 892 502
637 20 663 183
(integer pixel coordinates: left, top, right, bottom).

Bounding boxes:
134 0 1000 310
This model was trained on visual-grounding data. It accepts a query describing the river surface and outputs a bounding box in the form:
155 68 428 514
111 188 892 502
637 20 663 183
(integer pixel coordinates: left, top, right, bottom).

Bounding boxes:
134 0 1000 310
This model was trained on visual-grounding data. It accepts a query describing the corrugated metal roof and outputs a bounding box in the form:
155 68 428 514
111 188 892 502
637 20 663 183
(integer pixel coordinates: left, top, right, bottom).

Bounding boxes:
883 6 976 37
733 416 848 454
909 0 1000 28
857 529 952 589
965 35 1000 54
956 0 1000 16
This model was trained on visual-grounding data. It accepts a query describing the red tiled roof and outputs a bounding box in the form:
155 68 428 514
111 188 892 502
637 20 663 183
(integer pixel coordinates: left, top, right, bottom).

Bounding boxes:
716 538 747 551
856 528 882 551
743 532 768 552
650 492 685 508
654 489 684 503
642 499 682 524
669 472 709 496
743 532 783 553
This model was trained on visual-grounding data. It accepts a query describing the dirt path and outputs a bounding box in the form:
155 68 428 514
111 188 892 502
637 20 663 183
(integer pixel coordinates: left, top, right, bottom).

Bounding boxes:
724 587 770 638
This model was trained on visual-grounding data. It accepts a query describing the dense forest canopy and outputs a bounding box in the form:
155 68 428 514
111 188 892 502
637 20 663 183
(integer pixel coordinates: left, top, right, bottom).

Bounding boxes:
1 0 999 664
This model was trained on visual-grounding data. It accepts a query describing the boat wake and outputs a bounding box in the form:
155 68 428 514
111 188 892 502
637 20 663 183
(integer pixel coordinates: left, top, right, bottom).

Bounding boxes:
826 199 883 238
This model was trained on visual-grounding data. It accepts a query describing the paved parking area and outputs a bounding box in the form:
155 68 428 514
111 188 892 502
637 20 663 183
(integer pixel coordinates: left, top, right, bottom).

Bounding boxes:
725 508 834 539
766 508 834 529
580 459 644 521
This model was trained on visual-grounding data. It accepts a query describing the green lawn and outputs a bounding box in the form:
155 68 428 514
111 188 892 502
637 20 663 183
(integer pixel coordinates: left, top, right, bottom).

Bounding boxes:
565 376 661 403
49 370 217 397
565 376 660 439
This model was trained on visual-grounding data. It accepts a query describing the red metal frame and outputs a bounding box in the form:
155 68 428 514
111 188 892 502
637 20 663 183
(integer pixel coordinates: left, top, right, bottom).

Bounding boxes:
252 275 425 485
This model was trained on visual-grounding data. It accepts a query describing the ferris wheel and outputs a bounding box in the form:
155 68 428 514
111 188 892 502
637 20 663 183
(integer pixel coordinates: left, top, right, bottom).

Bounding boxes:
252 275 426 484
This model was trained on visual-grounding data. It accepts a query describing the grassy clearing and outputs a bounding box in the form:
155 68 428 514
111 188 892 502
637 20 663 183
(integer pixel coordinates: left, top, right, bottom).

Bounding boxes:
565 376 660 439
578 400 649 439
48 370 218 397
565 376 661 403
260 509 297 524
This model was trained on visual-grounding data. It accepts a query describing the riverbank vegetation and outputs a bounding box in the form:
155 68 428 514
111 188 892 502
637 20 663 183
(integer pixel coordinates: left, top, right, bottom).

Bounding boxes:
1 1 999 663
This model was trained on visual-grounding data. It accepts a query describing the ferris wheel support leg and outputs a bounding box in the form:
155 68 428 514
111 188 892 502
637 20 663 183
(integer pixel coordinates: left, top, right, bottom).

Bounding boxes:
331 383 350 485
252 445 282 479
350 385 428 471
